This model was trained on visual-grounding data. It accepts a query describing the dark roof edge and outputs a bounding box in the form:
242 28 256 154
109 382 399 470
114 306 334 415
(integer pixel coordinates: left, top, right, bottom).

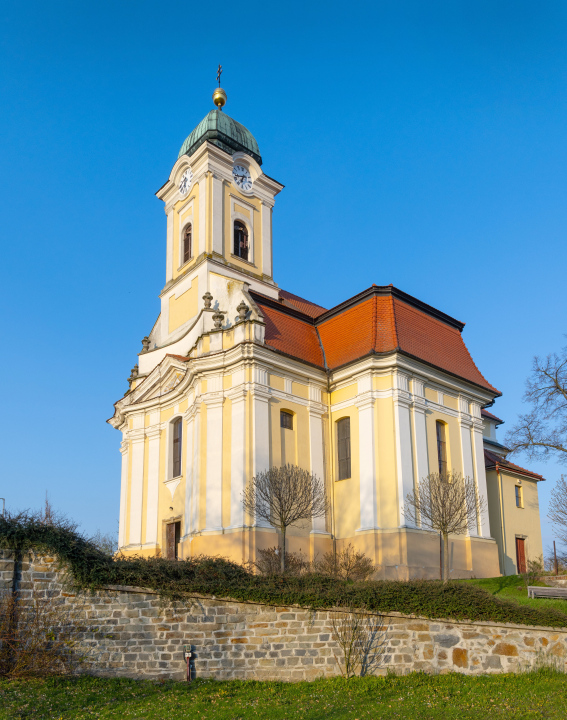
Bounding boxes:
316 285 465 331
252 285 465 333
250 291 317 324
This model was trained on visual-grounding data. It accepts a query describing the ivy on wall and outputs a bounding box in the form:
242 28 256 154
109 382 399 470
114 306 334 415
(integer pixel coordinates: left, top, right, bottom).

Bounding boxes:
1 514 566 629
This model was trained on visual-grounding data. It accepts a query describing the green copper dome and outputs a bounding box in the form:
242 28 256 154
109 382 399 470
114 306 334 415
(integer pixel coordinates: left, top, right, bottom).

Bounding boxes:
178 109 262 165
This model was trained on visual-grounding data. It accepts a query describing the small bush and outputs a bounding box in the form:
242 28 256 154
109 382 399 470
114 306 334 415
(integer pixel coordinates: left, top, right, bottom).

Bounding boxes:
315 544 376 581
0 591 94 678
252 547 309 576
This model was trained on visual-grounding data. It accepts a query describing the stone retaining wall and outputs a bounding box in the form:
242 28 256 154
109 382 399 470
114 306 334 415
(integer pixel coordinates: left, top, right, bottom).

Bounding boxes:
1 550 566 681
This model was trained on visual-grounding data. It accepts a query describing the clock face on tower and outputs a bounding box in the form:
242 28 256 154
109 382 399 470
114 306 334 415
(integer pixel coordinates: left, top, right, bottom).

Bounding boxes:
232 165 252 192
179 168 193 196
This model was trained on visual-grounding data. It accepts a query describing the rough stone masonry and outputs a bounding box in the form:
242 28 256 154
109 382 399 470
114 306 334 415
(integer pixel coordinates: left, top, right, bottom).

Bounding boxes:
1 550 566 681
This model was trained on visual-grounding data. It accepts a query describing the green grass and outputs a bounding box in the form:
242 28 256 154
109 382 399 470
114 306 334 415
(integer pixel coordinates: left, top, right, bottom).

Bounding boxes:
1 671 566 720
465 575 567 616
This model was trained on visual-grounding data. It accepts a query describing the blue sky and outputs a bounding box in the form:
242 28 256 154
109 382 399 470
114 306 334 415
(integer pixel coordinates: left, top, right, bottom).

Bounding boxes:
1 1 566 554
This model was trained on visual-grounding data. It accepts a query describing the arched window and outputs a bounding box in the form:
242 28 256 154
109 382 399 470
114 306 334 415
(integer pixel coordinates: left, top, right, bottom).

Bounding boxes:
183 224 192 264
337 417 351 480
172 418 182 477
233 220 249 261
436 421 447 477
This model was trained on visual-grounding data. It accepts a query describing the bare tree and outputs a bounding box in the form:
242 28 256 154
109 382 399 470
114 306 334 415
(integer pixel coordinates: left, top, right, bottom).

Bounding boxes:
330 606 388 678
404 471 486 582
548 474 567 549
242 463 328 574
315 543 376 581
505 347 567 462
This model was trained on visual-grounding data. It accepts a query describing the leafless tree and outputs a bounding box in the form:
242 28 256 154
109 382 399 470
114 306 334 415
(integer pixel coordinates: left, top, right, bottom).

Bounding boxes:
330 606 388 678
242 463 328 574
548 474 567 549
404 470 486 582
505 347 567 462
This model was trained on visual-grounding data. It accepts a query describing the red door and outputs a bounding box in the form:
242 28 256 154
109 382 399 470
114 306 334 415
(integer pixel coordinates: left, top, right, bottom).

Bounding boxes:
516 537 526 574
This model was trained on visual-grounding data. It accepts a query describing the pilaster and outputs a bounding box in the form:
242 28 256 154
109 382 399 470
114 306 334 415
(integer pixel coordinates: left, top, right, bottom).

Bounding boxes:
128 429 145 546
203 394 224 532
355 374 378 531
308 404 327 534
211 174 223 256
227 386 247 529
261 201 273 278
471 402 491 537
251 366 271 527
145 426 161 546
393 372 415 527
410 379 429 523
118 440 129 548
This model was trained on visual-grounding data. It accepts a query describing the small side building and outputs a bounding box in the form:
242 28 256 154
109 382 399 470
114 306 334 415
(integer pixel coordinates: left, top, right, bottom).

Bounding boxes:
482 409 544 575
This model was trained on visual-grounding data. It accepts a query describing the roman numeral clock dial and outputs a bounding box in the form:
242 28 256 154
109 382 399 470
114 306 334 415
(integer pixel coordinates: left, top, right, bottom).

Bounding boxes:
232 164 252 192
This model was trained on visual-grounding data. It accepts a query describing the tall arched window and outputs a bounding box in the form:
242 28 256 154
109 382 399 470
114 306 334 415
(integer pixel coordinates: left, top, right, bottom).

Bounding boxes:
233 220 249 261
337 417 351 480
172 418 182 477
183 224 192 264
436 421 447 477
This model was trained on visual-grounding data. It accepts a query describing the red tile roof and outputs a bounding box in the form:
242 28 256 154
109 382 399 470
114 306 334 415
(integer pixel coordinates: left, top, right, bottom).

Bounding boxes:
278 289 327 318
481 409 504 425
484 449 544 481
251 285 499 394
260 304 325 367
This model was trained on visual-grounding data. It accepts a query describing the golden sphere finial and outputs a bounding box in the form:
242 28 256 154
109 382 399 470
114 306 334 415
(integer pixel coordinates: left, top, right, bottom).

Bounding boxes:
213 87 227 110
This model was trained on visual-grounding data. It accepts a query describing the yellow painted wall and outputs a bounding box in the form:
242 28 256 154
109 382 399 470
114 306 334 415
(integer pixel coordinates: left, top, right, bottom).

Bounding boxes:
168 277 199 334
292 382 309 399
376 397 398 529
444 394 458 410
269 374 285 391
425 410 462 476
172 183 199 280
223 186 262 273
331 405 360 539
424 387 437 403
373 375 393 391
331 383 358 405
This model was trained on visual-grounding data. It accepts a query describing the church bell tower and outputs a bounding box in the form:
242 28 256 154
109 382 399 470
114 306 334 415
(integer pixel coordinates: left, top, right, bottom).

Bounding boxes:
136 82 284 379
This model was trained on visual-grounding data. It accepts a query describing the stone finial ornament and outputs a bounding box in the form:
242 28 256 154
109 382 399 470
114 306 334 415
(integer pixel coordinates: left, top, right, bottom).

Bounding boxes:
212 311 225 329
128 364 139 385
236 301 249 322
141 336 150 353
203 292 213 309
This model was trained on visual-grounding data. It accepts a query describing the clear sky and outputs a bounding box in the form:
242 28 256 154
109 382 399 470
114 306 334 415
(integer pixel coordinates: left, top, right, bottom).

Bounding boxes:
1 1 566 555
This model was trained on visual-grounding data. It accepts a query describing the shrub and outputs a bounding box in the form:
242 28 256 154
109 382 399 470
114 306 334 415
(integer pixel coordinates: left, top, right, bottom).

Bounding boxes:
315 544 376 581
0 590 94 678
253 547 309 576
2 513 567 629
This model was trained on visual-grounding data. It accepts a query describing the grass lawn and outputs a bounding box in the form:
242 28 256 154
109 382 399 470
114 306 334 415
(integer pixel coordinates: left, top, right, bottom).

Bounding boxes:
1 671 567 720
465 575 567 615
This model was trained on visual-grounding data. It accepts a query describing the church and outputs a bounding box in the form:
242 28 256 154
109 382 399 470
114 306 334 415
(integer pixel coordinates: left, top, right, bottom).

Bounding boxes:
109 84 544 579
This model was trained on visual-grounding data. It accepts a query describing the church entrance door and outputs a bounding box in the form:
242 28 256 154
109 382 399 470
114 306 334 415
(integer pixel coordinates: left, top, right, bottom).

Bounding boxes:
516 537 526 574
166 521 181 560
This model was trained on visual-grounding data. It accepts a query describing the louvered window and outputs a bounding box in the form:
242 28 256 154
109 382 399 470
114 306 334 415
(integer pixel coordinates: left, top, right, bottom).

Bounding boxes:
337 417 351 480
183 224 192 264
173 418 182 477
436 421 447 477
234 221 249 261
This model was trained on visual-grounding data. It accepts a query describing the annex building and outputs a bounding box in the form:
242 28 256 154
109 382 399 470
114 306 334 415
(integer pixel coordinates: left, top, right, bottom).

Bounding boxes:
109 87 543 578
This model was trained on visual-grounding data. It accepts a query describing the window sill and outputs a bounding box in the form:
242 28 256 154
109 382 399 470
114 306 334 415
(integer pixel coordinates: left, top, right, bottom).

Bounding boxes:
230 253 256 268
177 259 194 272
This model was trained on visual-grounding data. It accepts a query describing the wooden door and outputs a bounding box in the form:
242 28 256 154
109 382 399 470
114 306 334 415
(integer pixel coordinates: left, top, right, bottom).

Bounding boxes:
516 537 526 574
166 523 176 560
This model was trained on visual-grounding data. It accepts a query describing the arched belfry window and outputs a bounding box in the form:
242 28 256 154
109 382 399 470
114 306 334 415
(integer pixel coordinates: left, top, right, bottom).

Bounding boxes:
234 220 249 262
172 418 183 478
183 224 192 264
337 417 351 480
